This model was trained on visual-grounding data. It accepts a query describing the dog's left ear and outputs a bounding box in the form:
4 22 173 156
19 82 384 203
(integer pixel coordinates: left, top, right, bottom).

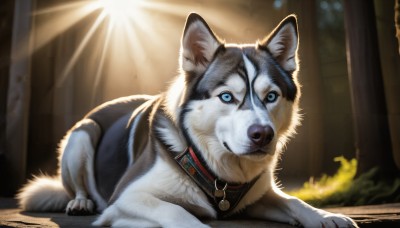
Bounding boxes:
260 15 299 72
180 13 222 75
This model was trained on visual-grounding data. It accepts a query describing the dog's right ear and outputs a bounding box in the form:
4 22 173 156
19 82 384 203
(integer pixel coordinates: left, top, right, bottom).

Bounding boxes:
180 13 222 75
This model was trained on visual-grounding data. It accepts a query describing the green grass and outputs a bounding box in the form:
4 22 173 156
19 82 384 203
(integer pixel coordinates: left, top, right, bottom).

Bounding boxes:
287 156 400 207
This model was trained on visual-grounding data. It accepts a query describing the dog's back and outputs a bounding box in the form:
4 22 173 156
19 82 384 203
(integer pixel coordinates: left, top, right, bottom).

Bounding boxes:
17 95 155 213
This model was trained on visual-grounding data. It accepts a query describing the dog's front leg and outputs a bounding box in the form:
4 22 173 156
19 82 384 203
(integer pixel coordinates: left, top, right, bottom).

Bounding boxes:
93 192 210 228
247 187 358 227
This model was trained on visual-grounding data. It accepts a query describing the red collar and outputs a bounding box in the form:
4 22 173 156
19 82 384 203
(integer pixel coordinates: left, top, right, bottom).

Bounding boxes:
174 147 260 218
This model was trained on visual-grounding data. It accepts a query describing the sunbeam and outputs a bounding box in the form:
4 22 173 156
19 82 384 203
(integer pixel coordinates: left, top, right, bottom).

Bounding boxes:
33 1 97 16
91 19 113 106
32 2 102 53
32 0 275 102
56 11 107 88
34 0 182 97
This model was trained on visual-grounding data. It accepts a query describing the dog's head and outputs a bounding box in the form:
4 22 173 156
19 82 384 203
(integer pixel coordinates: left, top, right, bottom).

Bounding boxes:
166 13 300 181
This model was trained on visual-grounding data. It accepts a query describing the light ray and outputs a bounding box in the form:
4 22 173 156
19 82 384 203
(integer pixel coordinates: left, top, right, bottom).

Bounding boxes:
56 11 107 88
139 1 191 18
91 20 114 106
33 2 97 15
33 2 102 53
35 0 230 98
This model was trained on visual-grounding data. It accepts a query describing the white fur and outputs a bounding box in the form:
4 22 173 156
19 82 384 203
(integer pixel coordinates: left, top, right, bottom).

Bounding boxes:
247 186 357 227
17 175 69 212
61 127 107 213
243 54 266 123
165 75 186 122
93 156 214 227
183 99 273 183
156 116 187 153
127 114 140 165
17 119 107 214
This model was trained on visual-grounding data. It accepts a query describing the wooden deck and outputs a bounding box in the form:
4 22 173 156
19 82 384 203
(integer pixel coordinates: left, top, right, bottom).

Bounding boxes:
0 198 399 227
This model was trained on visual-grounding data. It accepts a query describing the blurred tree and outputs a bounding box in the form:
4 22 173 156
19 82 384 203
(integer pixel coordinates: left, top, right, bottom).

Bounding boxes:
343 0 399 177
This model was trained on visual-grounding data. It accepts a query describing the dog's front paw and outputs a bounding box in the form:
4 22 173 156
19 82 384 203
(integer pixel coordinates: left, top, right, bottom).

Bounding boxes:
93 204 211 228
321 213 357 228
301 211 358 228
66 198 95 215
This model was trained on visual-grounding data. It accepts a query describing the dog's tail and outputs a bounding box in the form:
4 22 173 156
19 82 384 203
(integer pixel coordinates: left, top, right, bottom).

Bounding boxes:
16 175 70 212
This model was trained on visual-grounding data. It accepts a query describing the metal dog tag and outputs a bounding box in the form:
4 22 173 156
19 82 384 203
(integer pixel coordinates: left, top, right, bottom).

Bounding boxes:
214 189 224 198
218 199 230 211
214 180 228 198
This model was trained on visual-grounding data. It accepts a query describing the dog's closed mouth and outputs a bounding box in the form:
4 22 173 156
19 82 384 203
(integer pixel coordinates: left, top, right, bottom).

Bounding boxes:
243 149 270 156
223 142 270 156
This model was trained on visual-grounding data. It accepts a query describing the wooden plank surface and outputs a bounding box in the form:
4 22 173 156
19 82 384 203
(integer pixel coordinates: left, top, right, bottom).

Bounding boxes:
0 198 399 227
5 0 33 195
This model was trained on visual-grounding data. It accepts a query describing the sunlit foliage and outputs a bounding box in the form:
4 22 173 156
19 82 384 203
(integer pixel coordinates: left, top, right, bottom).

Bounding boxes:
288 157 400 207
288 157 356 206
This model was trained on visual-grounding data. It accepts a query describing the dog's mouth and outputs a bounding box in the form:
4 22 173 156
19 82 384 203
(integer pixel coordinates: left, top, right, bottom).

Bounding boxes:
243 149 269 156
223 142 272 157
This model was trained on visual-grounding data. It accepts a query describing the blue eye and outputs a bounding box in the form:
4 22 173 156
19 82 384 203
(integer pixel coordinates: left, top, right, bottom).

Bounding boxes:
266 91 278 103
219 92 234 103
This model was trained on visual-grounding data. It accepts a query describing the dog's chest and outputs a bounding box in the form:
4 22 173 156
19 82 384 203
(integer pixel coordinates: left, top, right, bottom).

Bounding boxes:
119 156 217 217
174 147 266 218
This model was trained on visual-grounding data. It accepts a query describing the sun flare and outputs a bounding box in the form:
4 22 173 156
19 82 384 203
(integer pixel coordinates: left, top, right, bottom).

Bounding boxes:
31 0 206 103
97 0 144 24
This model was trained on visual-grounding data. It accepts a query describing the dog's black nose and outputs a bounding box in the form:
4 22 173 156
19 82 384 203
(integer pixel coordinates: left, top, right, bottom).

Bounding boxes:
247 124 274 147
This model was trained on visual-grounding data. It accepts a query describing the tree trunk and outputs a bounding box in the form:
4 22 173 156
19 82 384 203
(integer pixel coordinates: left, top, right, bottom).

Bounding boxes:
343 0 399 176
395 0 400 54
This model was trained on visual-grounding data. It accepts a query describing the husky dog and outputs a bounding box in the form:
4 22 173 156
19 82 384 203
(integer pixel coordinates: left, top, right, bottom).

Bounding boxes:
18 13 357 227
